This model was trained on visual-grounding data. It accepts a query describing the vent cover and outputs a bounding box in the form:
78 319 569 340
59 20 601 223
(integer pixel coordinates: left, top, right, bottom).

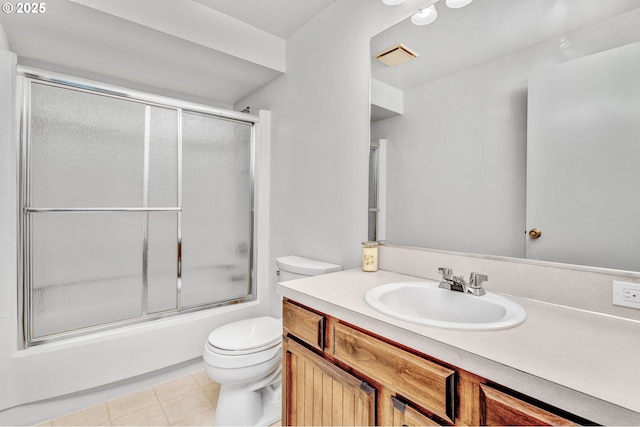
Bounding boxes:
375 44 418 67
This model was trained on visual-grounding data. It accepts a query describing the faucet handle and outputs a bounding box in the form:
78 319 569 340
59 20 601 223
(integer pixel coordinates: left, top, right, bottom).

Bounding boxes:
469 272 488 288
438 267 453 279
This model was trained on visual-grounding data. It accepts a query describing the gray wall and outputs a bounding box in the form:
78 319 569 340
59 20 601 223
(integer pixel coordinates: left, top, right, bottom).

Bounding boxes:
235 0 419 316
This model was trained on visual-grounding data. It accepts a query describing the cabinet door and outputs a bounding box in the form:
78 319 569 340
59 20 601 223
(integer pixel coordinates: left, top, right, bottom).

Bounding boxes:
479 385 578 426
283 338 375 426
390 396 441 426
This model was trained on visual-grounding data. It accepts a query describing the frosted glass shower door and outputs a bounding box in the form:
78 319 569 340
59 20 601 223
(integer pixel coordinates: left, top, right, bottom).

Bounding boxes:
26 82 179 340
30 212 177 338
21 72 257 344
181 112 253 307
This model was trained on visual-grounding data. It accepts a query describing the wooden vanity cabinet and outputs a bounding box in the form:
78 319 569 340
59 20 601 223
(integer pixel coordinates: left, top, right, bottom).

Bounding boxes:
282 299 590 426
479 384 578 426
282 300 449 426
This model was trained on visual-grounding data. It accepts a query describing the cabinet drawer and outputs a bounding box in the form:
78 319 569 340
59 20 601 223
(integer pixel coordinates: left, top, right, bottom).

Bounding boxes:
479 384 578 426
390 396 442 426
283 300 325 351
333 322 456 424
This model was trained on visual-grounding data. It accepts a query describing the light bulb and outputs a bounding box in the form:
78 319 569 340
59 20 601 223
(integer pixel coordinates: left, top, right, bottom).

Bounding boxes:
445 0 473 8
411 5 438 26
382 0 406 5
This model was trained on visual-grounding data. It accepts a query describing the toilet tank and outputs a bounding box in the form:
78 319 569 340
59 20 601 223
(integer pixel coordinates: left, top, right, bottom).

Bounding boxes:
276 255 342 282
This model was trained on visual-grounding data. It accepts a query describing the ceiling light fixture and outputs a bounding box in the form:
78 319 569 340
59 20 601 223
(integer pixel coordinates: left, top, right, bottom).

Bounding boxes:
445 0 473 8
411 5 438 26
382 0 474 26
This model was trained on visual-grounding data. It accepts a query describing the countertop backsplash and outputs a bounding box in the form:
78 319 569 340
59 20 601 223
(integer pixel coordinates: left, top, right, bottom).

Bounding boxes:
378 243 640 322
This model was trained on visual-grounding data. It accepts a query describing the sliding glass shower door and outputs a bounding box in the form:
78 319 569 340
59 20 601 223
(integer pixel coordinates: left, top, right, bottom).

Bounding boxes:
20 72 256 345
181 112 253 307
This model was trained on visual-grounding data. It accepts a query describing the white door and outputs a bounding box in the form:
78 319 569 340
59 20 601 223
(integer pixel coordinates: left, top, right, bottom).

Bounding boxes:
526 42 640 271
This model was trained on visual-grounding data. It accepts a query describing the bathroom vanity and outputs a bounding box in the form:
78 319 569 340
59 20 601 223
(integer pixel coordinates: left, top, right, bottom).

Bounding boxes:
277 269 640 426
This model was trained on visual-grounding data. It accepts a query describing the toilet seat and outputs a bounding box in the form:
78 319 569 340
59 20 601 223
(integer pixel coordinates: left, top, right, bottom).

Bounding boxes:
207 316 282 356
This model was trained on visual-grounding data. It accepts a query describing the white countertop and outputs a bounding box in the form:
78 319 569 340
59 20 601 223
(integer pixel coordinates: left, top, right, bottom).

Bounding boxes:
277 269 640 426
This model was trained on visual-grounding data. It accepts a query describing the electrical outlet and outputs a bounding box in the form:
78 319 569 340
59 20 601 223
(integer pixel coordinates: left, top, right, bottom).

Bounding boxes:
612 281 640 309
624 288 640 303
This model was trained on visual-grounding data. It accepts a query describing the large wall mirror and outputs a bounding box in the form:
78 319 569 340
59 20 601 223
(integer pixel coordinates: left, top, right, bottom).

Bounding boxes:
370 0 640 272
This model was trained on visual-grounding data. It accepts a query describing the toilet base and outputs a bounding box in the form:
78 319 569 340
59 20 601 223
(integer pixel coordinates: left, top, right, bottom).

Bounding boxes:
256 382 282 426
213 379 282 426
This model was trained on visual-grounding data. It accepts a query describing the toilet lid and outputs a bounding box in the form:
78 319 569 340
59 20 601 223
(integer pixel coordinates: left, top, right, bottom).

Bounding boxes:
207 316 282 353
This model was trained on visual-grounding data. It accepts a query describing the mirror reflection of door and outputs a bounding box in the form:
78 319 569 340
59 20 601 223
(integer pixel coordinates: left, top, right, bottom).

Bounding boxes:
526 42 640 271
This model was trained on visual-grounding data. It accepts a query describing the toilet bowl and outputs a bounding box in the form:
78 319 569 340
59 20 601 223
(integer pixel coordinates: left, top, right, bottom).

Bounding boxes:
203 255 342 426
204 316 282 426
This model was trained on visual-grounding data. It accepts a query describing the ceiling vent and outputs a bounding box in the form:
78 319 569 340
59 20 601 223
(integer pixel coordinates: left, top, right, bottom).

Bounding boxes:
375 44 418 67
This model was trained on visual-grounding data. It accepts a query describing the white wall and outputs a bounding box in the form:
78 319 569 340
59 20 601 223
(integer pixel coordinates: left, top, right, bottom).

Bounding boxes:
0 23 8 50
0 42 19 407
235 0 422 317
371 78 403 115
371 7 640 259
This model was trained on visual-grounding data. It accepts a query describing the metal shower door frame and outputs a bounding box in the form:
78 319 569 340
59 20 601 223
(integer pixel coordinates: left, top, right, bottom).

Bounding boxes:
17 67 258 347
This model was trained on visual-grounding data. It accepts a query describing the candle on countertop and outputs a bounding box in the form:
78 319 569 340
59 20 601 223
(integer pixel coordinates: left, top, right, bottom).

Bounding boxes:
361 241 379 272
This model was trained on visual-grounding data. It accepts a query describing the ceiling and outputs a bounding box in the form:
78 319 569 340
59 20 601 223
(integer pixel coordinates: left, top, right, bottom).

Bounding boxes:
372 0 640 91
0 0 335 106
193 0 336 39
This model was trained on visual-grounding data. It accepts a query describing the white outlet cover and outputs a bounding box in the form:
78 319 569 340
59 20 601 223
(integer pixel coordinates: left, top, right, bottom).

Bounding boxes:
612 280 640 309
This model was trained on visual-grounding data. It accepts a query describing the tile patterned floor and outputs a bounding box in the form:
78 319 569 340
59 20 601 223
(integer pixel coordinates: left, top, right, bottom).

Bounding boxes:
37 369 282 426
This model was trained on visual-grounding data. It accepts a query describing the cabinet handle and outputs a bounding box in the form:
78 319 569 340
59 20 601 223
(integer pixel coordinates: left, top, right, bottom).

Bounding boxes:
318 317 325 350
360 381 375 394
391 395 407 413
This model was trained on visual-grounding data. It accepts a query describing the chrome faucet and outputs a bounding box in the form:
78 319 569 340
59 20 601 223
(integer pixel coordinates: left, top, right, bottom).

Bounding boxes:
438 267 487 296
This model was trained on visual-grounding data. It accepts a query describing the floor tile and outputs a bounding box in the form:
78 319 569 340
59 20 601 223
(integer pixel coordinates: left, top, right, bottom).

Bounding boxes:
153 375 200 402
107 388 158 420
51 403 109 426
160 389 214 425
110 404 168 426
201 382 221 406
191 370 214 388
171 408 215 426
39 370 281 427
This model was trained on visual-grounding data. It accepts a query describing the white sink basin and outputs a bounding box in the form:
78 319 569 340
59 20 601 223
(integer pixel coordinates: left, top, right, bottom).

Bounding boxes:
365 281 526 330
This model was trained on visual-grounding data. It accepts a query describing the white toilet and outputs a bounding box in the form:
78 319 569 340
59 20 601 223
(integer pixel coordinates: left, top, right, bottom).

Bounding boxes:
203 255 342 426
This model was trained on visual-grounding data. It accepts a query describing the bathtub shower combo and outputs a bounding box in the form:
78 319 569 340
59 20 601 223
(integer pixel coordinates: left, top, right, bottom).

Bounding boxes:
18 68 257 346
